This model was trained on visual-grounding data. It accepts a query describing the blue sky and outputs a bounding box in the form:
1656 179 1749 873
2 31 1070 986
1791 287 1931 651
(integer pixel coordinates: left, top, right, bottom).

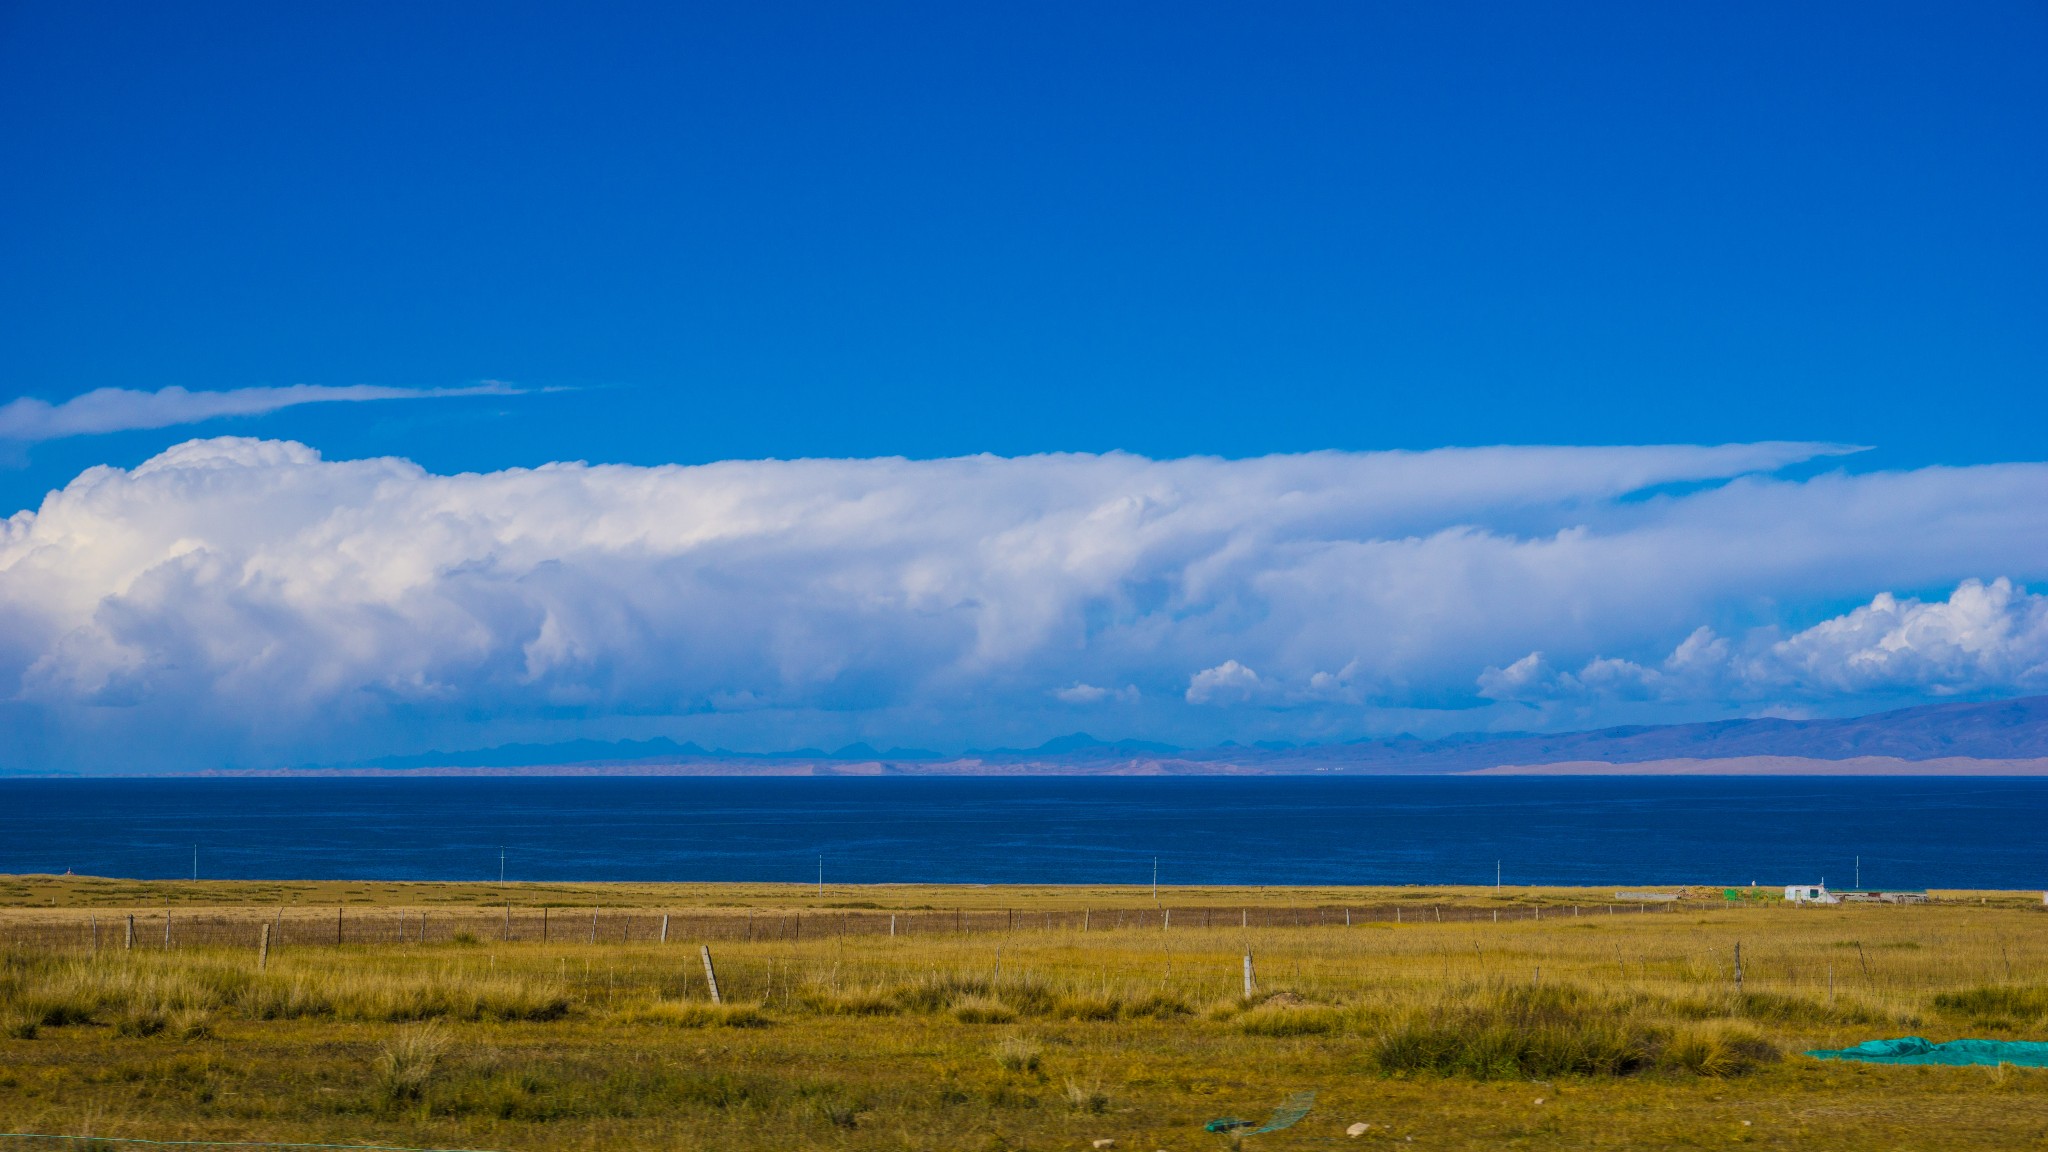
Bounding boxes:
2 3 2046 770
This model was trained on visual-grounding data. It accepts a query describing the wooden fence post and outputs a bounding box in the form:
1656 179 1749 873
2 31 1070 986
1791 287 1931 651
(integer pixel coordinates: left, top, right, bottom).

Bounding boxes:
336 907 343 946
1243 951 1254 998
258 923 271 970
700 945 722 1004
542 908 548 941
590 907 598 945
125 915 135 949
1734 941 1744 994
163 913 172 949
660 914 669 944
889 914 896 938
89 914 98 952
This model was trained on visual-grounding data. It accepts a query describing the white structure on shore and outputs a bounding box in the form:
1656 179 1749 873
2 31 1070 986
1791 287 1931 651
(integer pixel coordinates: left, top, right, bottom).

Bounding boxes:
1784 883 1837 904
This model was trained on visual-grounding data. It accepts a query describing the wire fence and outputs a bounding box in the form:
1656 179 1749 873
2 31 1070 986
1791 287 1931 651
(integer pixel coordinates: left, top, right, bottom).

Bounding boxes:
0 1137 500 1152
0 899 1724 952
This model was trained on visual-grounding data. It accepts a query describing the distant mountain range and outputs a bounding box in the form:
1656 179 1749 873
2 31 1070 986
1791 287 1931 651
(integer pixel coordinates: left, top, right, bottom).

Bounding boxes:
295 695 2048 777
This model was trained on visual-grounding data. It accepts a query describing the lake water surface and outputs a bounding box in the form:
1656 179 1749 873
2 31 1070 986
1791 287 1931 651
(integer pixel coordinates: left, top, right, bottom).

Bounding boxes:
5 776 2043 889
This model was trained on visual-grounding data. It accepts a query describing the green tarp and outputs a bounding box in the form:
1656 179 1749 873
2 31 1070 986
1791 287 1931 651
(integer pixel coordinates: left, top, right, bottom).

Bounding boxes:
1805 1037 2048 1067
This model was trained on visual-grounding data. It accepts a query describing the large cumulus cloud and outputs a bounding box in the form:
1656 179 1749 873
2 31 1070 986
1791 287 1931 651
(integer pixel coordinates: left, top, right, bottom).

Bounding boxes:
3 437 2047 770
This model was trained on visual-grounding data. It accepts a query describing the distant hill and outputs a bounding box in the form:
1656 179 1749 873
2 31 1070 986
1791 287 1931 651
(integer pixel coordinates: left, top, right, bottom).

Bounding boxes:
305 695 2048 776
1243 694 2048 772
348 736 942 770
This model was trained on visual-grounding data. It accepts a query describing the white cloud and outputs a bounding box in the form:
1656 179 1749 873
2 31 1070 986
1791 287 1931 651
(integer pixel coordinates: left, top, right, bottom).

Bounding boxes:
1054 683 1139 705
2 437 2046 769
1480 579 2048 707
0 383 521 443
1186 661 1261 704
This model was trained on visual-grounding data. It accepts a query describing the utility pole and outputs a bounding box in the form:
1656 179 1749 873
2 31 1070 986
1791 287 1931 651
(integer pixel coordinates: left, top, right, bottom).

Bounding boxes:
1495 860 1501 890
1153 857 1159 902
817 855 823 897
192 845 198 882
1855 856 1860 889
500 846 506 884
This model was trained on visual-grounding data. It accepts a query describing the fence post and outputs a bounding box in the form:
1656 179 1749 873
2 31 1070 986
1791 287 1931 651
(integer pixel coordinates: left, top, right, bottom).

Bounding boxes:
164 913 172 949
590 907 598 945
700 945 722 1004
542 907 548 942
1164 909 1170 931
504 904 512 942
890 914 896 938
125 915 135 949
89 914 98 952
660 914 669 944
1734 941 1743 994
258 923 271 970
1243 951 1255 998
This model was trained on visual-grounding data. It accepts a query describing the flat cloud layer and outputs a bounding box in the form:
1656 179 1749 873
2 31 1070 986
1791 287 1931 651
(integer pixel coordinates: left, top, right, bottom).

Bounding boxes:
0 384 519 442
3 438 2046 771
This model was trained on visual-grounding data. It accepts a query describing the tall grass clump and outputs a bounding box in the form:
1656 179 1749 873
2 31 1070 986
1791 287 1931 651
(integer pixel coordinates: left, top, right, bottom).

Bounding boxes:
1931 986 2048 1028
1238 1002 1343 1036
373 1021 451 1104
634 1001 771 1028
1370 982 1778 1079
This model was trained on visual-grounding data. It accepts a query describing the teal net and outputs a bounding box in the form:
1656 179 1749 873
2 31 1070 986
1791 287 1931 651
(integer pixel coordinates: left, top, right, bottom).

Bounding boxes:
1805 1037 2048 1067
1205 1090 1315 1136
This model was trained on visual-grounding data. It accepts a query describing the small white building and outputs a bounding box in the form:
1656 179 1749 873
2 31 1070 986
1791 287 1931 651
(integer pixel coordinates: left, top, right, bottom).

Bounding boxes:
1784 883 1838 904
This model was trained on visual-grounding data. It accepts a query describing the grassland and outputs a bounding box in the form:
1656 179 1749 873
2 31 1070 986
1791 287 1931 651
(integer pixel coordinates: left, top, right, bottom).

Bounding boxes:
3 877 2047 1151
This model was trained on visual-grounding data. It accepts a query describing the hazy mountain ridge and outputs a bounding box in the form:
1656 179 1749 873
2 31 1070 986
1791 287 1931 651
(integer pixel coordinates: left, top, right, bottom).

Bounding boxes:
291 695 2048 776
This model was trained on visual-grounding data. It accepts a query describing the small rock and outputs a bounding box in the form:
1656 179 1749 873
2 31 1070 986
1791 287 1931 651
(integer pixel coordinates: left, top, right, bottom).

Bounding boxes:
1092 1141 1116 1149
1347 1122 1371 1137
1533 1098 1545 1105
1741 1121 1752 1127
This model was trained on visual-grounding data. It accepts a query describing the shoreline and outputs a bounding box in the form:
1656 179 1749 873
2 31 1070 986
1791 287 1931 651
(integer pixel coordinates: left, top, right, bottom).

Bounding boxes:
7 753 2048 779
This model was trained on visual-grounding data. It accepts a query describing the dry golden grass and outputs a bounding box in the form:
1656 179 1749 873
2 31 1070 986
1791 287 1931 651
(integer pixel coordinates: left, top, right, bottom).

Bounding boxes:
2 879 2047 1150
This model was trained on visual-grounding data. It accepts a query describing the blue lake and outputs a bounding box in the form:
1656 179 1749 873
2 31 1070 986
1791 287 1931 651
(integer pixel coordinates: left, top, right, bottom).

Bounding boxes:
4 776 2044 889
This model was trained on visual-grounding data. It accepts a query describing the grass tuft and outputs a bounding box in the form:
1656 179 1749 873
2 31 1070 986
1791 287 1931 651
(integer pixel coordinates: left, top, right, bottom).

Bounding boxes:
991 1035 1043 1073
953 994 1019 1023
372 1020 450 1104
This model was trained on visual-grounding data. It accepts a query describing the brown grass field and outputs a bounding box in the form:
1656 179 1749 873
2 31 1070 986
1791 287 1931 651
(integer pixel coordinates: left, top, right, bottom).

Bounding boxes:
3 876 2047 1151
